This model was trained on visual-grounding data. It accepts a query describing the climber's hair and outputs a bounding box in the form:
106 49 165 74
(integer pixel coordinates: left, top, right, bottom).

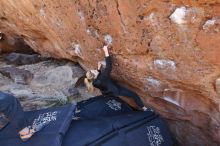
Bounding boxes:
84 71 95 93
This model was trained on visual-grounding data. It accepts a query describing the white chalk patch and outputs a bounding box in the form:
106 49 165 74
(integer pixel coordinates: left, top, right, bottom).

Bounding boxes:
145 76 161 87
170 7 187 24
104 34 113 45
55 21 62 27
144 13 158 27
94 31 100 38
203 19 216 30
215 78 220 94
74 44 81 55
54 43 61 50
86 27 99 38
154 59 176 70
77 11 84 21
30 40 37 48
144 13 155 22
86 29 91 34
8 23 16 29
40 8 46 17
73 44 82 57
163 96 180 106
148 13 154 20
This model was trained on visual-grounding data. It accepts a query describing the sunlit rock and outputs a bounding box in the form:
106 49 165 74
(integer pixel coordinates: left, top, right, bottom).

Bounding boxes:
170 7 187 24
144 76 167 97
1 1 220 145
204 19 216 29
153 59 176 70
215 77 220 95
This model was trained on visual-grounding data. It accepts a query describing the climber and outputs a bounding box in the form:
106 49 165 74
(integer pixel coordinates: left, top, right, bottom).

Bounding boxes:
84 45 147 111
0 91 44 141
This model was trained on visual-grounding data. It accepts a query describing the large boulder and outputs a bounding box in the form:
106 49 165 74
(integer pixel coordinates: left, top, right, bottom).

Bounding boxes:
0 57 100 111
0 67 33 84
1 0 220 145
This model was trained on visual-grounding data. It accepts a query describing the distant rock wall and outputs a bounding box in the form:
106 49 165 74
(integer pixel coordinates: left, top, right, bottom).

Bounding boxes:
1 0 220 145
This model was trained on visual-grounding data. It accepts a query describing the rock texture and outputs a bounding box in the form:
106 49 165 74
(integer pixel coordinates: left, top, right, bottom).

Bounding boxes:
0 55 100 111
0 0 220 145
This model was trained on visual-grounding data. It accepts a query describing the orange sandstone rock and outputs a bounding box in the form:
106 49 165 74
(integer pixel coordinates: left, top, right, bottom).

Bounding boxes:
0 0 220 145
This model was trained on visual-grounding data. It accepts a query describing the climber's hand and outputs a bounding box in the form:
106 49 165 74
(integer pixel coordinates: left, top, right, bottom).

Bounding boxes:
98 61 102 70
102 45 109 57
103 45 108 52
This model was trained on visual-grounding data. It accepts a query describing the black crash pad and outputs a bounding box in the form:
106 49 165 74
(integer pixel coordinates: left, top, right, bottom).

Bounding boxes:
0 104 75 146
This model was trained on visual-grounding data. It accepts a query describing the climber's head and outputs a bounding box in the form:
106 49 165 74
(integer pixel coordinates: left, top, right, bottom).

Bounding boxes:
86 70 99 80
84 70 99 93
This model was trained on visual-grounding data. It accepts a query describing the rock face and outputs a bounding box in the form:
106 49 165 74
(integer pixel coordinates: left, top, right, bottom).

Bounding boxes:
0 0 220 145
0 67 33 84
5 53 45 65
0 55 100 111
